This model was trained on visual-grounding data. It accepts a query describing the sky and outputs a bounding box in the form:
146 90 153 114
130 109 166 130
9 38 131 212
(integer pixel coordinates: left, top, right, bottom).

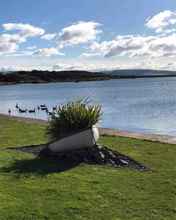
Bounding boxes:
0 0 176 71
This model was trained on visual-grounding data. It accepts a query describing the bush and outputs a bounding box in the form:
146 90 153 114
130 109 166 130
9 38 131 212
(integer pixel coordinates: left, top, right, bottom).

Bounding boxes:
47 99 102 141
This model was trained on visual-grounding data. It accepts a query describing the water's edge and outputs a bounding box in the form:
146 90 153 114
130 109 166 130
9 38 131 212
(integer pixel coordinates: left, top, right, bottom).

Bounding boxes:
1 113 176 145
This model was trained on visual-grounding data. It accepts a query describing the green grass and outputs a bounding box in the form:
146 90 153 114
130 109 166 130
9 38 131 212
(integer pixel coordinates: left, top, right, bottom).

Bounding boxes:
0 116 176 220
0 116 47 148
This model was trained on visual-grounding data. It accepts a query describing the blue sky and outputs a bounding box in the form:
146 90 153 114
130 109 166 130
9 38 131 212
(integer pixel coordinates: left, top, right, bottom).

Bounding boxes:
0 0 176 71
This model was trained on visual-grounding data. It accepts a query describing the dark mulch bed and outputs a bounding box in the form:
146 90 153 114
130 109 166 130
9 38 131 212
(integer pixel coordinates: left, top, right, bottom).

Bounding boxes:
11 144 149 171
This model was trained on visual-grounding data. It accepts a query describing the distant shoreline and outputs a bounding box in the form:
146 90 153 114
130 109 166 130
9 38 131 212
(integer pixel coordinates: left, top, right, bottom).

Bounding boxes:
1 69 176 86
1 74 176 86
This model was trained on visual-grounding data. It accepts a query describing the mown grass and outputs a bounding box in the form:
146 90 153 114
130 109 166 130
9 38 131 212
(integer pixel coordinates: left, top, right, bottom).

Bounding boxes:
0 116 175 220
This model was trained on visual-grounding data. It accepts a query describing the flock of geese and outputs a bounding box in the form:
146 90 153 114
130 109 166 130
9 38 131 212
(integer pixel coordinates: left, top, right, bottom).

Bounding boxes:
8 104 57 117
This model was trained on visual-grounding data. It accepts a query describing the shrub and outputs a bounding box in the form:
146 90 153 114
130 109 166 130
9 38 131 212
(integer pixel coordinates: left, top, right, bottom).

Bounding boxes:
47 99 102 141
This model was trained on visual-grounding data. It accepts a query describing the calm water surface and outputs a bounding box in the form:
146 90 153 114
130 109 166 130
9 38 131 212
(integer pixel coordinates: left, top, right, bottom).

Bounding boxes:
1 77 176 136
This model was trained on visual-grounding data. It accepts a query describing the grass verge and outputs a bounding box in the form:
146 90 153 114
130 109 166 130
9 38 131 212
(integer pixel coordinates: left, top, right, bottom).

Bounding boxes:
0 116 175 220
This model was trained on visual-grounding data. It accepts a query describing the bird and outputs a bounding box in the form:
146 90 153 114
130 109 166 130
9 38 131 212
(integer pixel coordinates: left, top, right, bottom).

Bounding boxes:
28 109 36 113
8 109 11 115
19 108 27 113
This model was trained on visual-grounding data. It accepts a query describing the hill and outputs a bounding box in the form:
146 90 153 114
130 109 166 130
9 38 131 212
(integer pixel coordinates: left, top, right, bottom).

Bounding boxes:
0 70 111 85
1 69 176 85
104 69 176 78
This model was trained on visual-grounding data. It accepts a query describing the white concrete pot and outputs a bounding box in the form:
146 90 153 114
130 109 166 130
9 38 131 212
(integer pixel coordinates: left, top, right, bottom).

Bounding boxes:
48 126 99 153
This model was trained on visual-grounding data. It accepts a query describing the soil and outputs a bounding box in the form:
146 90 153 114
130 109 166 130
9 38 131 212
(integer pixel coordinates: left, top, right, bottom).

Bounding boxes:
12 144 149 171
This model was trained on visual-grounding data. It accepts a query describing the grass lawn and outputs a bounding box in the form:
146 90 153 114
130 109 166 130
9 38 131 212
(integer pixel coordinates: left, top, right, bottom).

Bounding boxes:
0 116 175 220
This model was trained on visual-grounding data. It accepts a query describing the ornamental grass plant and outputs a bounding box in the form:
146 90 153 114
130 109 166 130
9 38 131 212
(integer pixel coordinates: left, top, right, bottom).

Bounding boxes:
47 99 102 141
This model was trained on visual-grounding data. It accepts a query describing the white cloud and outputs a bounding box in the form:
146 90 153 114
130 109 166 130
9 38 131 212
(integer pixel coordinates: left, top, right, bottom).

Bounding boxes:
41 33 56 40
3 23 45 38
80 52 101 58
33 48 64 57
52 62 105 71
85 11 176 59
0 34 24 54
0 41 17 54
6 50 34 57
1 11 176 71
53 63 84 71
90 33 176 58
90 35 149 57
0 34 25 44
146 10 176 33
26 46 37 50
58 21 102 48
146 34 176 57
0 23 45 55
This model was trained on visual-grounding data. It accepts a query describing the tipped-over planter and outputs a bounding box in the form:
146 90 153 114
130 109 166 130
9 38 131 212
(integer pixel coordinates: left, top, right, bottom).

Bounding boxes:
48 126 99 153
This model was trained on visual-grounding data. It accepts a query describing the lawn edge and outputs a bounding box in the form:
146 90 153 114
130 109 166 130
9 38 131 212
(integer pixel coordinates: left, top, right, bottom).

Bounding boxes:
1 113 176 145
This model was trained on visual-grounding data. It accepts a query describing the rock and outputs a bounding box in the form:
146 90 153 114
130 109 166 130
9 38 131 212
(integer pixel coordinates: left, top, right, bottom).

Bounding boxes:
119 159 129 165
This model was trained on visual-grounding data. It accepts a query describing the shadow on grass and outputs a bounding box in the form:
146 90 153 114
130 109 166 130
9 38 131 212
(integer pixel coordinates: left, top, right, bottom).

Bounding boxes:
1 157 81 176
2 144 82 176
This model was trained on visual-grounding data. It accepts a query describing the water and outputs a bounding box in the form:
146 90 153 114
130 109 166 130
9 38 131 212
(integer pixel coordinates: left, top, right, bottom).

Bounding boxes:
1 77 176 136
